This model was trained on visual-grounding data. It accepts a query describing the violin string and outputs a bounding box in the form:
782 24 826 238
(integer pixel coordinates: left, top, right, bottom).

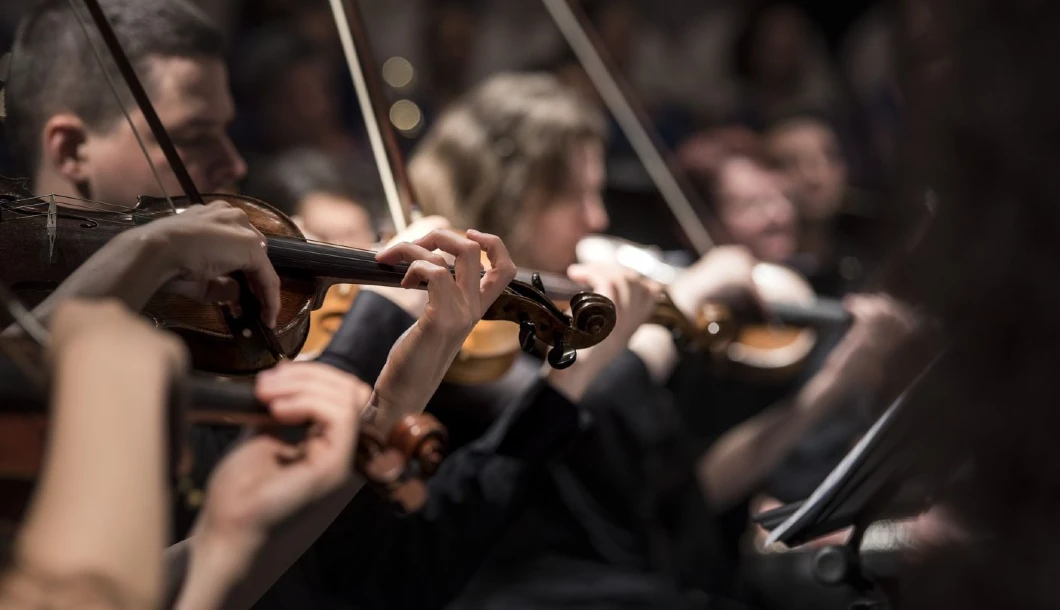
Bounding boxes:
0 198 546 297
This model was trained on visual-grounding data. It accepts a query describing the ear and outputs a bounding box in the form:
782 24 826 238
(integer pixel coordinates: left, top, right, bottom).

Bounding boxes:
41 113 90 184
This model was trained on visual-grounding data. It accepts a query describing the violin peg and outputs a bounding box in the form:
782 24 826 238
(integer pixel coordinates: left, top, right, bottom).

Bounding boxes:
530 272 546 294
547 344 577 369
518 320 537 353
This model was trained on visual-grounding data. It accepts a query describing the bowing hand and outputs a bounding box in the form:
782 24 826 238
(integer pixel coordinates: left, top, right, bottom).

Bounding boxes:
192 362 370 558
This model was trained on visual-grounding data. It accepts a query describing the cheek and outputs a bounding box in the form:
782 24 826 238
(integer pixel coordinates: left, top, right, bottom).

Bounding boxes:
722 211 759 242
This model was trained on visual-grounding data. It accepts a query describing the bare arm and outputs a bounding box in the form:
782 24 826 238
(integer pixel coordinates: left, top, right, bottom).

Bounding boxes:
11 201 282 334
697 294 920 513
0 301 186 609
25 231 175 324
698 367 845 513
172 229 517 610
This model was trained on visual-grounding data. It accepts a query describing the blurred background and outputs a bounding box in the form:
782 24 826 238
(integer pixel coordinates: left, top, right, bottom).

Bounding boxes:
0 0 897 246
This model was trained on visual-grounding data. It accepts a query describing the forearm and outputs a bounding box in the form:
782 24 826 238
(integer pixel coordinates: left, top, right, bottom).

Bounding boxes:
15 341 172 606
698 370 844 513
25 231 174 326
174 477 367 610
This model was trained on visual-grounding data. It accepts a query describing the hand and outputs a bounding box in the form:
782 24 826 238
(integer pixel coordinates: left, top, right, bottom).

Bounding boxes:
819 293 921 393
48 298 187 375
368 229 516 428
546 263 662 401
139 201 282 328
192 363 369 558
668 246 761 320
360 215 453 317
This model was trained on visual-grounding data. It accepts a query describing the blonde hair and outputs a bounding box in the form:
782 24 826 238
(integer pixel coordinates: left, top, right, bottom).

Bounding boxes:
409 73 606 252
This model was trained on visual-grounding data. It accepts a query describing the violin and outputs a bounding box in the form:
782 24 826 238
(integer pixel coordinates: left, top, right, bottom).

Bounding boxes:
443 255 851 386
574 234 851 381
0 331 448 529
0 176 617 375
30 1 611 376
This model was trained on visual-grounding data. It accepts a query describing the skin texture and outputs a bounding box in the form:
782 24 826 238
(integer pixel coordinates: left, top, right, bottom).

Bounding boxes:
765 119 848 222
517 140 609 275
714 157 799 264
35 56 245 207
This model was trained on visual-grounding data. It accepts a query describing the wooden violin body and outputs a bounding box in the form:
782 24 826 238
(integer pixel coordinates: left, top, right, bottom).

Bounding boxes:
301 284 361 359
0 177 618 375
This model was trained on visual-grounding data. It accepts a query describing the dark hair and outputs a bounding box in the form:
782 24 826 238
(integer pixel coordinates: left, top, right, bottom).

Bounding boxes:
5 0 224 174
244 148 384 226
229 25 322 110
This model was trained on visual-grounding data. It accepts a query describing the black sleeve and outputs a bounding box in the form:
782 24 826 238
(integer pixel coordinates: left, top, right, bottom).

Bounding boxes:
315 290 415 384
580 349 676 448
311 378 584 610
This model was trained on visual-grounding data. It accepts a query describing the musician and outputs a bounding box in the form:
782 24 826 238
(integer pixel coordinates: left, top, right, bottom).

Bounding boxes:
4 3 660 609
0 224 517 609
5 0 279 327
0 300 189 609
406 72 916 609
242 148 380 249
763 112 884 297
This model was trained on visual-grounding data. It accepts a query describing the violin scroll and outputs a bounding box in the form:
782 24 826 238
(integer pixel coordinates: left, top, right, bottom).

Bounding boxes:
355 414 448 513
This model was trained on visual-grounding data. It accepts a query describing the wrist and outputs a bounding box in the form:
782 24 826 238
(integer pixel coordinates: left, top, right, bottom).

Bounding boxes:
175 530 262 610
121 224 183 286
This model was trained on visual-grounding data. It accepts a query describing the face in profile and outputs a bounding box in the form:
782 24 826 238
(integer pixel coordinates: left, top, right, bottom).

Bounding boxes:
765 119 848 222
79 55 246 204
714 156 798 264
521 139 610 274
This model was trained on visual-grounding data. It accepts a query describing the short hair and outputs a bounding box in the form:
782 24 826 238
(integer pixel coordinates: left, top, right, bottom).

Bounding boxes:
409 72 606 249
5 0 224 175
244 148 384 227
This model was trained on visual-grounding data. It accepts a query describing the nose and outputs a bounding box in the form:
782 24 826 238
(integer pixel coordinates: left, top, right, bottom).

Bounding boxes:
214 135 248 188
584 194 609 233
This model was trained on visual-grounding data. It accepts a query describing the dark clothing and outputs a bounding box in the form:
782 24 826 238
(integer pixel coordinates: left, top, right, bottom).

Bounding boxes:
448 350 747 610
249 291 586 610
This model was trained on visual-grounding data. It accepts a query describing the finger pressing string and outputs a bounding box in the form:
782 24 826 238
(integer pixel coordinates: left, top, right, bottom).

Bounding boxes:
410 229 482 299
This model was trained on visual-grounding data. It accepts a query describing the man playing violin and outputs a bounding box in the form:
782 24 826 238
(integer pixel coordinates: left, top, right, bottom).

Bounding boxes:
4 0 280 325
3 2 659 609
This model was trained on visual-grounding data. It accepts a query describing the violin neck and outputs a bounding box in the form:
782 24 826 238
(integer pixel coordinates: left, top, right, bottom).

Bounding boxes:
771 299 851 328
266 237 413 289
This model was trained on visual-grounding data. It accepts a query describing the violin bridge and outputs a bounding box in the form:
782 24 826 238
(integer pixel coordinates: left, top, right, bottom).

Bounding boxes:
47 194 57 262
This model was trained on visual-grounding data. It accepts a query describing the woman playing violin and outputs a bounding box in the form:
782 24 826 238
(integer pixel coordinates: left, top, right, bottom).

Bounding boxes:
2 3 642 609
405 72 919 610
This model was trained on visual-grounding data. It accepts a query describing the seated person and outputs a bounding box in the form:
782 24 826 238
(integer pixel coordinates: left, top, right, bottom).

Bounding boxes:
403 72 915 609
243 148 381 248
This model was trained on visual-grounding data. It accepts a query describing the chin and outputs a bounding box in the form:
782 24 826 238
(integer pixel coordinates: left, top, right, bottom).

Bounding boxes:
762 241 797 265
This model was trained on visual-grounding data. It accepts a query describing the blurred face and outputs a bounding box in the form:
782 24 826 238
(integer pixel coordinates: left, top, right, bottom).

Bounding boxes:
82 56 246 204
715 157 798 263
766 120 847 222
298 191 375 248
522 139 609 274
